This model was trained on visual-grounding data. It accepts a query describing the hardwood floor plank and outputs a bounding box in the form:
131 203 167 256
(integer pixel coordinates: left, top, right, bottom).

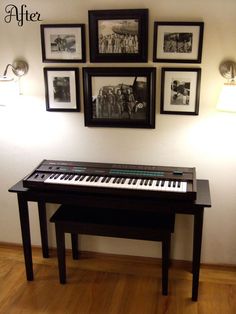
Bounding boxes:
1 244 236 313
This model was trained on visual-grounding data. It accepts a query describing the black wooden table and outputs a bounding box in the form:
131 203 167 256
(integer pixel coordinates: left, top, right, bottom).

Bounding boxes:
9 179 211 301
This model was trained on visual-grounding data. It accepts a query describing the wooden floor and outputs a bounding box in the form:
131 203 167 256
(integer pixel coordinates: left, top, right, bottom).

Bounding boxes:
1 244 236 314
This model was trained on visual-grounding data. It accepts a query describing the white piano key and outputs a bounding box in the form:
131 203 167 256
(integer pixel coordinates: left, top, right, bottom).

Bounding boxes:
181 181 187 192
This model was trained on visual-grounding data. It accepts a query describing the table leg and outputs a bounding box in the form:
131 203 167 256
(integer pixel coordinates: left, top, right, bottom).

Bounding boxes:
38 201 49 258
17 194 34 281
192 208 204 301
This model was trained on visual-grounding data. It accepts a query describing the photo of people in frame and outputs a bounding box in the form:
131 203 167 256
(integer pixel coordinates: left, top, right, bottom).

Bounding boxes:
98 19 139 54
50 34 76 53
163 32 193 53
92 76 147 120
53 77 71 103
171 79 190 105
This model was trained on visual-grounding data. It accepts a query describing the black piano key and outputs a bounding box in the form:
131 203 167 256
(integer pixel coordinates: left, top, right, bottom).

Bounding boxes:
128 178 133 185
86 176 91 182
178 181 181 188
161 180 165 187
149 179 153 186
60 174 66 180
94 176 100 182
101 176 106 183
90 176 96 182
106 177 111 183
133 178 137 185
121 178 126 184
75 175 80 181
68 174 74 180
79 175 85 181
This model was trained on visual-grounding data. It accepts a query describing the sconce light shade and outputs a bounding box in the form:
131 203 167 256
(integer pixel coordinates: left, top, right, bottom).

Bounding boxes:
0 79 19 106
217 60 236 112
0 60 28 105
217 82 236 112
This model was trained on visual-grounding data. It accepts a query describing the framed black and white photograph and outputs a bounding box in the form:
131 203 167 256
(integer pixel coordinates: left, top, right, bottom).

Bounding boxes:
160 68 201 115
88 9 148 62
83 67 156 128
153 22 204 63
44 68 80 111
40 24 86 62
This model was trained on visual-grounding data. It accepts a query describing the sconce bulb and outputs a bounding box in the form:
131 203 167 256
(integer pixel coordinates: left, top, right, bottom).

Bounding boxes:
0 76 14 82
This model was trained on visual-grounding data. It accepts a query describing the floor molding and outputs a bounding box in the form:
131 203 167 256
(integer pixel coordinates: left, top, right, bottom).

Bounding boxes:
1 241 236 272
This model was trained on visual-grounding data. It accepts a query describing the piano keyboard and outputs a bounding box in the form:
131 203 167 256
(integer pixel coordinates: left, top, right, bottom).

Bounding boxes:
44 173 187 193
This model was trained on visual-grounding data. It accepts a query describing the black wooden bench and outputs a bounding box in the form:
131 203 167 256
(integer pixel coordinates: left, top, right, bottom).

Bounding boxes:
50 205 175 295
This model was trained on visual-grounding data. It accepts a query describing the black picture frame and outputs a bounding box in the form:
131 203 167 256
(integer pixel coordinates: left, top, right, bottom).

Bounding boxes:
153 22 204 63
160 67 201 115
44 67 80 112
88 9 148 63
40 24 86 63
83 67 156 128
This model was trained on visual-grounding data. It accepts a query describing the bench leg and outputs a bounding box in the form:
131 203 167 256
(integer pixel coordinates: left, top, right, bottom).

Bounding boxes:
162 235 171 295
71 233 79 260
55 225 66 284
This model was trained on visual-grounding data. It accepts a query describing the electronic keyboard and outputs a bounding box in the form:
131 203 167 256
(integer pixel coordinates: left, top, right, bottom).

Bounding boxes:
22 159 197 200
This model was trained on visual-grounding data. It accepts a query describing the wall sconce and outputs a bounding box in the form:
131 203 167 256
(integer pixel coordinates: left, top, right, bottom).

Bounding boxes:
0 60 28 106
217 60 236 112
0 60 29 81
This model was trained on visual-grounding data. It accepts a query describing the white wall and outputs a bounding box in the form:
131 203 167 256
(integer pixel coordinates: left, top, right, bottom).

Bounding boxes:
1 0 236 265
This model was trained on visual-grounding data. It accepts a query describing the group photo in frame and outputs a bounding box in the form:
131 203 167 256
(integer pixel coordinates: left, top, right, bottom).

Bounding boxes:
153 22 204 63
40 24 86 62
44 67 80 112
160 67 201 115
88 9 148 62
83 67 156 128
